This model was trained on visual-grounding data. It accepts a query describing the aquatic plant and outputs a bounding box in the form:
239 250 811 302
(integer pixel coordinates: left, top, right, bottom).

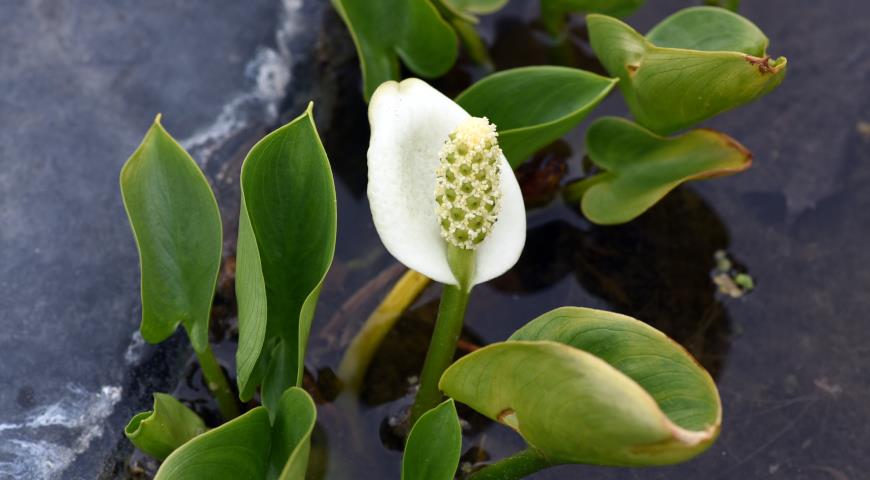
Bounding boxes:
117 3 786 479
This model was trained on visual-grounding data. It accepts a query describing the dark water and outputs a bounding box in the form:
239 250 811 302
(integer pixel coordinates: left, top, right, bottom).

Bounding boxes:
2 0 864 478
296 1 870 479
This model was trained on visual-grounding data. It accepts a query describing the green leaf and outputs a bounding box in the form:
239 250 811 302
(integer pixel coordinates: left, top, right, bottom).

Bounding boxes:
120 115 221 353
455 66 617 168
270 387 318 480
440 306 721 466
588 8 787 134
125 393 207 461
155 408 271 479
437 0 508 23
155 388 317 480
402 399 462 480
573 116 751 224
235 103 337 414
332 0 458 102
540 0 645 35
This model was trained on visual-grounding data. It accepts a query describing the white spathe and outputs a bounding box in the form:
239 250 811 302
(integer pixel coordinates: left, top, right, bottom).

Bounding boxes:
367 78 526 286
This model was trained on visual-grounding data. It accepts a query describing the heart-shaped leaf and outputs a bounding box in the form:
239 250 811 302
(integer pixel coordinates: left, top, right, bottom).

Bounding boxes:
440 306 721 466
332 0 458 101
565 117 752 225
541 0 645 35
125 393 207 461
455 66 617 168
155 387 316 480
402 399 462 480
235 103 337 413
571 116 751 225
120 115 221 353
588 7 787 134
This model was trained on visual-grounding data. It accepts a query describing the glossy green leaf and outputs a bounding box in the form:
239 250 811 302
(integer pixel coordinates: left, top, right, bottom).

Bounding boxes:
155 388 317 480
456 66 617 168
588 8 787 134
270 387 318 480
120 115 221 353
440 306 721 466
235 103 337 413
332 0 458 102
541 0 644 35
402 399 462 480
125 393 206 461
574 116 751 225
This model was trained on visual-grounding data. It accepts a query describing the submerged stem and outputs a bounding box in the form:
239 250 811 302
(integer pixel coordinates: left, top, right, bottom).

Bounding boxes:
193 343 239 420
466 448 553 480
337 269 431 392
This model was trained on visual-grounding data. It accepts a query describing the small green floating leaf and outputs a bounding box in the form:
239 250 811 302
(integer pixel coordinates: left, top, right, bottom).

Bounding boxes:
456 66 617 168
574 116 751 225
120 115 221 353
588 7 787 134
440 306 721 467
125 393 206 461
235 103 337 413
402 399 462 480
332 0 458 101
540 0 645 35
155 387 316 480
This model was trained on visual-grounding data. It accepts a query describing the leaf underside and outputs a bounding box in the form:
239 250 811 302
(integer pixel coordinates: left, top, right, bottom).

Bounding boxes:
125 393 206 461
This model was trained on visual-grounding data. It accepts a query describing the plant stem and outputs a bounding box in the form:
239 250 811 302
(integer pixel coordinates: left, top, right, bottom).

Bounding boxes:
193 343 239 420
410 282 471 423
337 269 431 392
450 18 494 69
466 448 553 480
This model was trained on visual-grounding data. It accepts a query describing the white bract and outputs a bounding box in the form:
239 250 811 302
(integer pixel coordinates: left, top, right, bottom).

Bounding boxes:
367 78 526 286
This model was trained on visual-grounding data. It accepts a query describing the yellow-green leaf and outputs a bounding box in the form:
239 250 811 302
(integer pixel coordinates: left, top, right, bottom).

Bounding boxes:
125 393 206 461
588 7 787 134
402 399 462 480
572 116 752 224
440 307 721 466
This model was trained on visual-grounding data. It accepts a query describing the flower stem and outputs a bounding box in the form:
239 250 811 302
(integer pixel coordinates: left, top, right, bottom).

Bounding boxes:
337 269 431 392
193 343 239 420
466 449 553 480
411 282 471 423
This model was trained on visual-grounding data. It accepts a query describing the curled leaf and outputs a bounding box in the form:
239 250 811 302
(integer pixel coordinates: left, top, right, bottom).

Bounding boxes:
588 7 787 134
440 307 721 466
574 116 752 225
455 66 617 168
125 393 206 461
119 115 221 353
235 103 337 413
332 0 457 101
402 399 462 480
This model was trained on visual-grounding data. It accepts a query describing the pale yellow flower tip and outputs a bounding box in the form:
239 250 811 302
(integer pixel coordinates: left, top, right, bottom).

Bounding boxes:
434 117 503 250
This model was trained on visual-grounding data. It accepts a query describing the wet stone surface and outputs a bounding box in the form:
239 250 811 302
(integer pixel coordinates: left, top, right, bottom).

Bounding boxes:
1 0 869 479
